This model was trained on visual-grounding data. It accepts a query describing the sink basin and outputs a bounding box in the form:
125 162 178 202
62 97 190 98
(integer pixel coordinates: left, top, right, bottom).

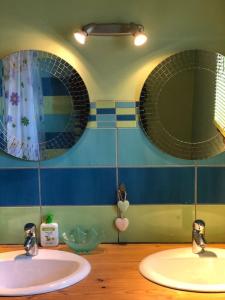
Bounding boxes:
139 247 225 292
0 249 91 296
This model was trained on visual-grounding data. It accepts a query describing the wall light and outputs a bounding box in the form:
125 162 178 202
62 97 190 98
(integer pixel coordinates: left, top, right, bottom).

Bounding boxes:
74 23 148 46
73 31 87 45
133 32 148 46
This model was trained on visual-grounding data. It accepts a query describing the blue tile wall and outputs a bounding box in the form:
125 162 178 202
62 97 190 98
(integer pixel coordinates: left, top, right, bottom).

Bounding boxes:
0 101 225 208
97 115 116 122
41 168 116 205
116 115 136 121
119 167 195 204
0 169 39 206
0 151 38 168
40 128 116 167
197 151 225 166
116 102 136 108
118 128 193 166
198 167 225 204
88 115 96 121
96 108 116 114
98 121 116 128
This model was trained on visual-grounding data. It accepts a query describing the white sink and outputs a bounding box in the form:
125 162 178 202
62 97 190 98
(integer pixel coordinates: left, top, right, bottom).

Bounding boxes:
139 247 225 292
0 249 91 296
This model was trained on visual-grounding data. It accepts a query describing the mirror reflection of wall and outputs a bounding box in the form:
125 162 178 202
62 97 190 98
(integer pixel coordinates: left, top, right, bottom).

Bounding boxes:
0 50 90 161
140 49 225 160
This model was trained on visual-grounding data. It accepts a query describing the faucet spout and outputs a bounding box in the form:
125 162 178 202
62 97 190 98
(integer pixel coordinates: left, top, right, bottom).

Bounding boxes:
24 223 38 256
192 219 206 254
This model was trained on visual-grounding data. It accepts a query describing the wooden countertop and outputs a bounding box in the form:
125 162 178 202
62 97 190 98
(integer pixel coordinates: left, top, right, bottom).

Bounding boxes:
1 244 225 300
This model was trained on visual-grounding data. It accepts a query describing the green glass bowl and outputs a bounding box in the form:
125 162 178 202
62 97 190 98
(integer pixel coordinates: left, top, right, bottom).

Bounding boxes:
62 225 104 253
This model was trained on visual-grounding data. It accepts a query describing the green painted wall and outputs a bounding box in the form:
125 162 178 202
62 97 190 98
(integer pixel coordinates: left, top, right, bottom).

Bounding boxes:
0 0 225 244
0 0 224 100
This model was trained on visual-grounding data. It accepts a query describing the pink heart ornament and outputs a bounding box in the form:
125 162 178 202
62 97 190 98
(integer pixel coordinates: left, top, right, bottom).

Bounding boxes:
115 218 129 232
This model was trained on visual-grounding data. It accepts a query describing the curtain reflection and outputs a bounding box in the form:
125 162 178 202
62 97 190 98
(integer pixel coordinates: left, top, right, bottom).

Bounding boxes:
2 51 44 160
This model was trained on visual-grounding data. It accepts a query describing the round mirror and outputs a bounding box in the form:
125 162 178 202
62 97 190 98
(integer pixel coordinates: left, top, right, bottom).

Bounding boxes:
0 50 89 161
140 49 225 160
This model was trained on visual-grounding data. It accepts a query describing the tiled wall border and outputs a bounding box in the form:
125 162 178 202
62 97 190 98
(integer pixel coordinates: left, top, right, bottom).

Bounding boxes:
88 100 138 128
1 165 225 206
1 100 225 243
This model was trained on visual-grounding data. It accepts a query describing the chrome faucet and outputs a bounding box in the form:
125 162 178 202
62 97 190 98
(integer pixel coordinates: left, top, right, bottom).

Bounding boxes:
24 223 38 256
192 219 206 254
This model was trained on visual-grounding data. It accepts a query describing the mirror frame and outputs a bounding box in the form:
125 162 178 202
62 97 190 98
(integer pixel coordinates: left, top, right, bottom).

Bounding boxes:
0 50 90 161
139 49 225 160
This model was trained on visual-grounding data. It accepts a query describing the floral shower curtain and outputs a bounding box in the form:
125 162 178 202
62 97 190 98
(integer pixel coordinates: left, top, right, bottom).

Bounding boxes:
2 51 44 160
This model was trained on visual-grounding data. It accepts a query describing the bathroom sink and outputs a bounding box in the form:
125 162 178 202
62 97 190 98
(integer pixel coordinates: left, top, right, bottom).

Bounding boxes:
0 249 91 296
139 247 225 292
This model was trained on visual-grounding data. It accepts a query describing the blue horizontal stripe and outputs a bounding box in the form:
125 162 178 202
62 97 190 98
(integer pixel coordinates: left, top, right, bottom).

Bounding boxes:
97 108 116 114
117 115 136 121
198 167 225 203
0 169 39 206
119 167 194 204
88 115 96 121
41 168 116 205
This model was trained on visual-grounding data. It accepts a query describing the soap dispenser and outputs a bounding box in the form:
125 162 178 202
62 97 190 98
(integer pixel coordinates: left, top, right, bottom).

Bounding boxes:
40 214 59 247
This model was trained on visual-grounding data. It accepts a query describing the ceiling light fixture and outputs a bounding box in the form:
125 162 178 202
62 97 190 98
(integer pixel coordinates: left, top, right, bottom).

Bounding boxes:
74 23 147 46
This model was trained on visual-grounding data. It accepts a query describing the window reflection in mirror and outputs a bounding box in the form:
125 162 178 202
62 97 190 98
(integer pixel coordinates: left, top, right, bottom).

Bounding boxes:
214 54 225 139
140 50 225 160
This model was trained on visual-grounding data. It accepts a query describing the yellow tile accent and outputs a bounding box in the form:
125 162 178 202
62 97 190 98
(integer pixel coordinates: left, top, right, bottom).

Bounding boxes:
96 101 115 108
119 205 194 243
90 108 97 115
117 121 137 128
87 121 97 128
116 108 136 115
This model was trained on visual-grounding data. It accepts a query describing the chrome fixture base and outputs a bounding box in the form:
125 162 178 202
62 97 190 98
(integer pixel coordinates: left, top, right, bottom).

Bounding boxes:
82 23 144 36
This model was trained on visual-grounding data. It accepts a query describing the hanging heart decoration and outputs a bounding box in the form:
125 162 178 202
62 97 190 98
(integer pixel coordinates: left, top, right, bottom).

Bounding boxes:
115 217 129 232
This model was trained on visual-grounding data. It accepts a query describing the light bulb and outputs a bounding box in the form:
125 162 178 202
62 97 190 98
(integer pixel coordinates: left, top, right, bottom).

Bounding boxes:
134 32 147 46
74 31 87 45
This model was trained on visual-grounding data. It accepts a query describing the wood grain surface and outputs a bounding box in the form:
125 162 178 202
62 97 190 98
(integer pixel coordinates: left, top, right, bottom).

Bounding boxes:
1 244 225 300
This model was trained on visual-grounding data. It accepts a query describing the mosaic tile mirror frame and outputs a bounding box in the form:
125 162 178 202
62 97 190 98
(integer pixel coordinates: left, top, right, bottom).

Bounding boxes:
140 49 225 160
0 50 90 161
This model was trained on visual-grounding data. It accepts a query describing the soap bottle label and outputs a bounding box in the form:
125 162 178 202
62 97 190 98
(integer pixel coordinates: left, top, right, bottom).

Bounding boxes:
40 224 59 246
